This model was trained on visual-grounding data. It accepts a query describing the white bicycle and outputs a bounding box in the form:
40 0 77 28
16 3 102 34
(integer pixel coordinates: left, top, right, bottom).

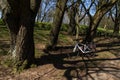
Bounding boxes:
73 40 96 56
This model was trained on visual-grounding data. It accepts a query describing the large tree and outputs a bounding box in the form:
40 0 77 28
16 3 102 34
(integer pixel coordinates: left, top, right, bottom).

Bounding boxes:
67 0 80 35
1 0 41 68
111 1 120 35
82 0 117 43
47 0 68 49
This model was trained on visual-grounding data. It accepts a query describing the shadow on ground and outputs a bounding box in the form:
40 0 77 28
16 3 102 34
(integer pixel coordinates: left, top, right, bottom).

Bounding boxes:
35 40 120 80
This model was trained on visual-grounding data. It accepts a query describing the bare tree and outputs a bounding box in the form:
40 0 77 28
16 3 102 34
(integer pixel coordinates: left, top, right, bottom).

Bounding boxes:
67 0 89 36
67 0 81 35
36 0 56 22
82 0 117 43
47 0 68 49
110 1 120 35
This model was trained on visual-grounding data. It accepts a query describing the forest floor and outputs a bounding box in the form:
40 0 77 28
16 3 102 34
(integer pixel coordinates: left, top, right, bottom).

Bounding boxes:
0 36 120 80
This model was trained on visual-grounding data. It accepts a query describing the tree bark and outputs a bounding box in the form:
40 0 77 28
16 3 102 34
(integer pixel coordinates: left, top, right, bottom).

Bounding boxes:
2 0 41 68
67 3 77 35
113 2 120 35
113 17 119 35
67 1 81 35
47 0 68 49
3 0 20 54
83 0 117 43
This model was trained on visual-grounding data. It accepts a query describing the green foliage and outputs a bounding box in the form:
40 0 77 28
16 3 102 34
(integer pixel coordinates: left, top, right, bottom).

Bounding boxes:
1 57 13 68
34 22 116 37
35 22 51 30
0 25 9 56
34 30 50 43
0 19 5 25
60 24 69 31
16 60 28 73
59 33 68 43
97 27 113 36
35 22 69 31
0 24 9 39
79 25 88 35
78 25 114 37
30 64 37 68
0 48 8 55
1 56 37 73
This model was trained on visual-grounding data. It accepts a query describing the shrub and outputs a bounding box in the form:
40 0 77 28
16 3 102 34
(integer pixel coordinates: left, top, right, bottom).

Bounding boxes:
35 22 51 30
35 22 69 31
79 25 88 35
96 27 114 36
61 23 69 31
0 19 5 25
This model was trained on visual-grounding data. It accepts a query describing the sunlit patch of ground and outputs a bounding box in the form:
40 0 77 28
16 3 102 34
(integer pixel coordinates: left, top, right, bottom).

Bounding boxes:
0 31 120 80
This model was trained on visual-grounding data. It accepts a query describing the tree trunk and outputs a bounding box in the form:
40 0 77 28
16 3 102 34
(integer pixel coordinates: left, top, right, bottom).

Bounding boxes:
67 1 81 35
47 0 68 49
83 0 117 43
84 18 101 43
67 5 76 35
3 0 20 54
3 0 41 69
113 2 120 35
113 18 119 35
15 23 35 67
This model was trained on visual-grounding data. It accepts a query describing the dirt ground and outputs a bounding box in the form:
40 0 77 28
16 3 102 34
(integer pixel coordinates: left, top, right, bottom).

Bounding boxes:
0 37 120 80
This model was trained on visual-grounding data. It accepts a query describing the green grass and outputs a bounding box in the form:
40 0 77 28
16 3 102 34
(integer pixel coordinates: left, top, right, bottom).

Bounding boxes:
0 22 119 57
59 33 72 45
34 29 50 44
35 22 52 30
0 19 5 25
97 27 115 36
0 21 120 73
0 23 70 56
0 26 10 40
0 24 10 55
0 22 118 45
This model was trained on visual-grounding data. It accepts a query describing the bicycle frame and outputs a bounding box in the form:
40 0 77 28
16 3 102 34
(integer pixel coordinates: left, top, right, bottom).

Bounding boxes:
73 42 93 54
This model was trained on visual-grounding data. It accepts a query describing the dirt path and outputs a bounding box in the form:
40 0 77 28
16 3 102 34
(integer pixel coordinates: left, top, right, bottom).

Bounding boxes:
0 37 120 80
